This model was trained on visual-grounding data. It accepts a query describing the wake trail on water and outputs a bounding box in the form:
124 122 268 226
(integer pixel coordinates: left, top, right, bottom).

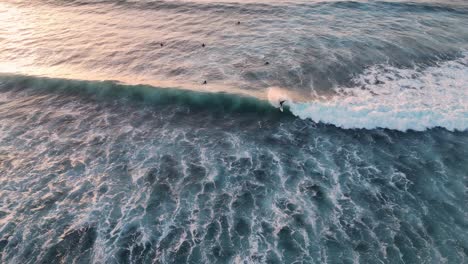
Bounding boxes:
279 53 468 132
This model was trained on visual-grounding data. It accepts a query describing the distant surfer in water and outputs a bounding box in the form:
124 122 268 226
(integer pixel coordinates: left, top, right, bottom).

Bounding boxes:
279 100 286 112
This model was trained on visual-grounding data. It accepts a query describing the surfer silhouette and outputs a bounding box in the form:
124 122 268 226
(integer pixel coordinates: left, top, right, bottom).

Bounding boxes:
279 100 286 112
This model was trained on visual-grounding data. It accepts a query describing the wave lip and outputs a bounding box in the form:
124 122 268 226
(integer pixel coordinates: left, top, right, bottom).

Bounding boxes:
0 74 287 116
288 54 468 132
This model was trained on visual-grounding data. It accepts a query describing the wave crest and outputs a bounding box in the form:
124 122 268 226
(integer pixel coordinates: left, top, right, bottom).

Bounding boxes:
0 74 281 116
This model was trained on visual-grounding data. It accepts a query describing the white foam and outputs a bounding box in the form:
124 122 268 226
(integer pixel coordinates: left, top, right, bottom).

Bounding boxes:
287 55 468 131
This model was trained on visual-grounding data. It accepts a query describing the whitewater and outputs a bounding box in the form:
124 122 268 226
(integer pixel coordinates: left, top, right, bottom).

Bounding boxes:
286 54 468 131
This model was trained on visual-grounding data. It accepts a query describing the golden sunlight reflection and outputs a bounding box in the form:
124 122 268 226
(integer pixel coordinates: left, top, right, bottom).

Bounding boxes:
0 1 292 100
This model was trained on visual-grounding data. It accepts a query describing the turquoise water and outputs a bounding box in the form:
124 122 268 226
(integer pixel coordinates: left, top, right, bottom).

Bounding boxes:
0 0 467 263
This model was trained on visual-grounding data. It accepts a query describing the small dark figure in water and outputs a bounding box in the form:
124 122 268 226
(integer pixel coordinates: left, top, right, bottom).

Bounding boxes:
203 80 207 85
265 61 270 65
279 100 286 111
202 43 205 47
237 21 240 25
160 43 164 47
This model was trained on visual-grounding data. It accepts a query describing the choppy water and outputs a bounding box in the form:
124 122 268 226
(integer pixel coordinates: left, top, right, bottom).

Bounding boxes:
0 0 467 263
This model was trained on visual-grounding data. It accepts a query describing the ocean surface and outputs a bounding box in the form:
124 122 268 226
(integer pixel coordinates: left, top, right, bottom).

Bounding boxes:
0 0 467 263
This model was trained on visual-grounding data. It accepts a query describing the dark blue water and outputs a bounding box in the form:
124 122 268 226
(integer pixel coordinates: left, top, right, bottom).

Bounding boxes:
0 0 467 263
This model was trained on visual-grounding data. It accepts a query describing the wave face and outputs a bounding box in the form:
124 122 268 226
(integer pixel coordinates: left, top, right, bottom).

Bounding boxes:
0 0 468 264
288 54 468 131
0 74 282 115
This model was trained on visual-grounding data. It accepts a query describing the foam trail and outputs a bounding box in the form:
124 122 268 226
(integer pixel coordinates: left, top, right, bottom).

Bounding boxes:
289 54 468 131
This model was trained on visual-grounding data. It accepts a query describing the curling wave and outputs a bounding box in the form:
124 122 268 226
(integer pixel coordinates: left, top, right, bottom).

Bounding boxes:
0 74 286 116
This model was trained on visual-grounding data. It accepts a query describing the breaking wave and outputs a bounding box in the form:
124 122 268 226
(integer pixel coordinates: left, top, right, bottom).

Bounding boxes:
0 74 284 116
2 52 468 133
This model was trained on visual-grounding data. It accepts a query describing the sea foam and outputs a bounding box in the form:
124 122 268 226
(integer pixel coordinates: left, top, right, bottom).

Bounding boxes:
283 54 468 131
